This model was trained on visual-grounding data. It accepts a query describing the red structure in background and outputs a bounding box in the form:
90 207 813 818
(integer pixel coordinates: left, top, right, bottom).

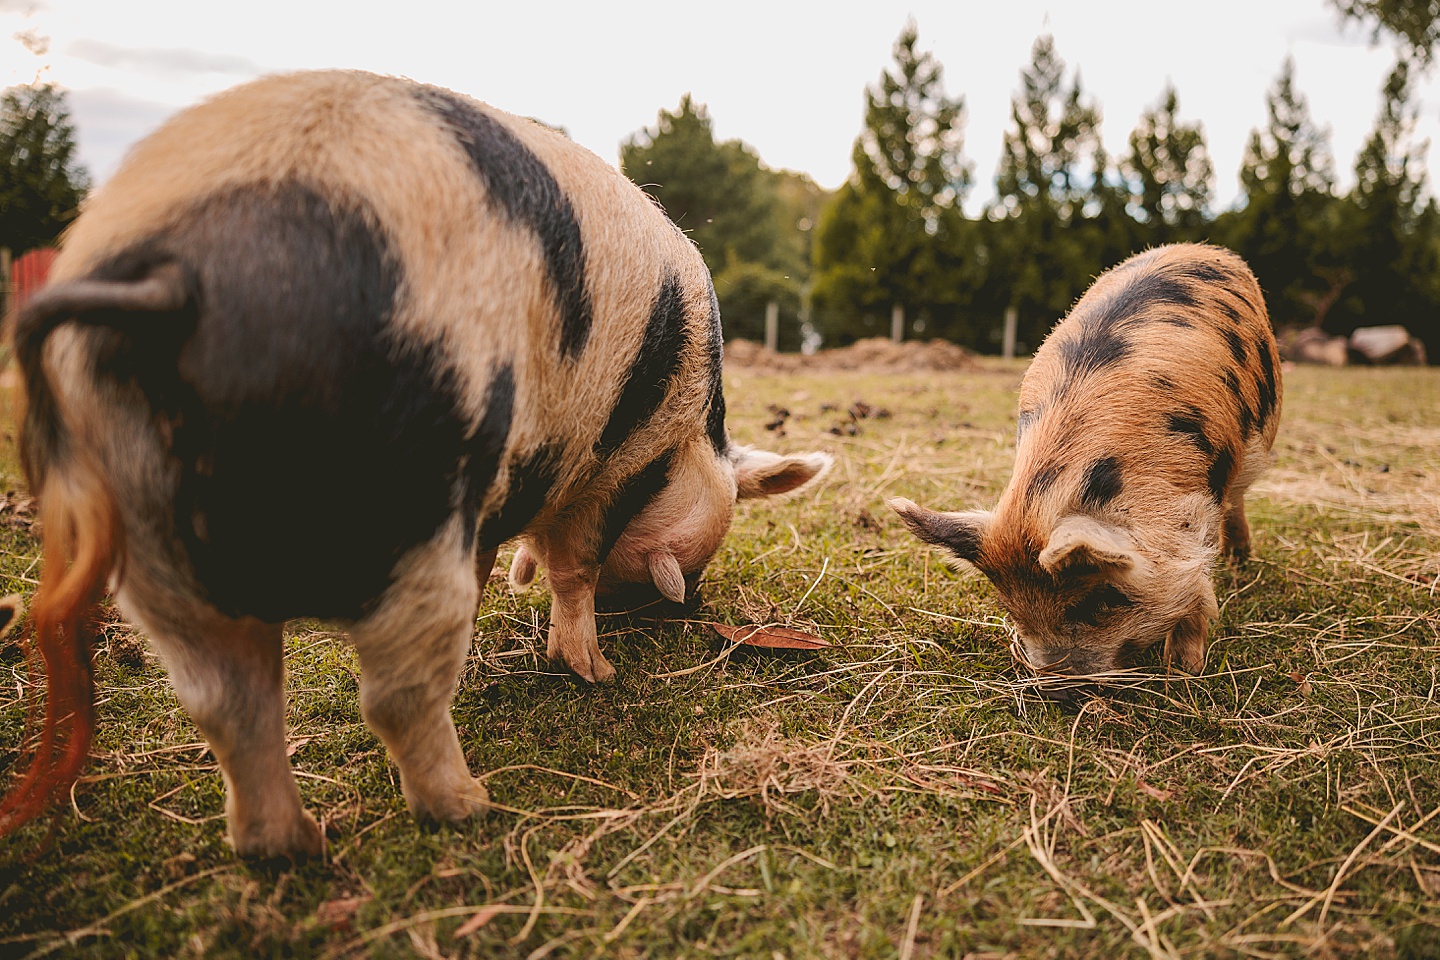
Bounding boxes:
10 248 57 311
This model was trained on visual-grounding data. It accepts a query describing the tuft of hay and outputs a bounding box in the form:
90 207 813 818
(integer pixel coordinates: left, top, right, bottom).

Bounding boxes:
694 723 854 817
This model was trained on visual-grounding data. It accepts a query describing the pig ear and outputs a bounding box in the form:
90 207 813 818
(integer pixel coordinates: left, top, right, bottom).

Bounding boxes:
730 446 832 500
647 551 687 603
887 497 992 565
508 543 540 590
1038 515 1140 576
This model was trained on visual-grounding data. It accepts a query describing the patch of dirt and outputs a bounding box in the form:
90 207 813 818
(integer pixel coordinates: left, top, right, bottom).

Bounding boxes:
725 337 979 373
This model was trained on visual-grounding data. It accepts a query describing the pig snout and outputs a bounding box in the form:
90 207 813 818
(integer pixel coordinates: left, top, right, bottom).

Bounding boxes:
1022 642 1119 679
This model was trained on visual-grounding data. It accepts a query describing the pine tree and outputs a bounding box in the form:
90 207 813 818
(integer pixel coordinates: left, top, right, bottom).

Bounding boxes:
811 20 974 344
1123 83 1214 245
622 96 811 344
1331 0 1440 64
988 35 1104 352
1332 60 1440 351
994 35 1101 223
0 83 91 255
1215 58 1340 328
850 20 971 223
1078 142 1144 272
621 95 786 277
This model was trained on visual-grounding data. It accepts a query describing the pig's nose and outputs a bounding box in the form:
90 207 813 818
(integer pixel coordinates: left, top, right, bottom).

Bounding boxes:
1025 645 1112 678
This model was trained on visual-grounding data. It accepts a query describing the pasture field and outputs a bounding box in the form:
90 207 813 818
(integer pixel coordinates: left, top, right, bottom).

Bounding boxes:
2 361 1439 958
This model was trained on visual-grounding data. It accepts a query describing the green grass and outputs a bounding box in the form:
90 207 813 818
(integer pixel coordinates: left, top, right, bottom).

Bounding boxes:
3 362 1440 958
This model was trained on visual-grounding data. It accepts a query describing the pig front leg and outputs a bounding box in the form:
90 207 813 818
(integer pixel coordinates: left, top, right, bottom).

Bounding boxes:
543 540 614 683
1163 580 1220 675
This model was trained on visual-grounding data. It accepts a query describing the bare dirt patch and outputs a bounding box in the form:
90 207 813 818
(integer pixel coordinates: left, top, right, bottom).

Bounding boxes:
725 337 980 374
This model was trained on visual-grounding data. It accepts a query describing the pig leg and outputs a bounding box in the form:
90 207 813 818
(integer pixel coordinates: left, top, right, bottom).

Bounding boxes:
1163 581 1220 675
1222 500 1252 562
349 518 488 821
119 591 320 859
543 539 613 683
475 547 498 590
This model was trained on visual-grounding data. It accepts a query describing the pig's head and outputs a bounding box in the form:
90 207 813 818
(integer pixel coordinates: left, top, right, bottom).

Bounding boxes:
888 492 1219 678
511 441 831 606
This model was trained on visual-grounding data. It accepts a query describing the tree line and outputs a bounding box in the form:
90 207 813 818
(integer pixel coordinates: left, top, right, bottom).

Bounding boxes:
622 20 1440 358
2 2 1435 357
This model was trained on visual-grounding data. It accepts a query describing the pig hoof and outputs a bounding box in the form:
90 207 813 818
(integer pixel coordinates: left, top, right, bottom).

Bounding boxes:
1165 649 1207 675
581 655 617 683
547 635 616 683
409 777 490 823
556 649 615 683
231 809 323 861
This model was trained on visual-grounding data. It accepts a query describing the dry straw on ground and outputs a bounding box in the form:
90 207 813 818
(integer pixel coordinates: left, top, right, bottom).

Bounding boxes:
2 363 1439 958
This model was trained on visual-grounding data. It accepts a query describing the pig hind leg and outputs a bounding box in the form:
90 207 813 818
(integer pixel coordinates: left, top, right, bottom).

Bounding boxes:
118 587 320 859
348 516 489 822
1222 501 1252 562
1222 439 1273 562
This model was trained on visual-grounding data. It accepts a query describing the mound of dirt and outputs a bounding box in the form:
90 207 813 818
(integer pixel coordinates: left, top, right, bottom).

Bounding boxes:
725 337 979 373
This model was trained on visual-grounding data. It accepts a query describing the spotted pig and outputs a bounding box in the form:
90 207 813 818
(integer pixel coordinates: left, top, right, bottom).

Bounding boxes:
890 244 1281 681
0 71 829 858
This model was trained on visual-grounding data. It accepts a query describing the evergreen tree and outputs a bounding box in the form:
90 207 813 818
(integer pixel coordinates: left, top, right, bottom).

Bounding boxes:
0 83 91 255
1214 58 1340 328
621 95 786 276
1331 0 1440 64
1123 83 1214 244
622 96 811 344
810 21 975 345
988 35 1104 352
1078 142 1145 272
1330 60 1440 352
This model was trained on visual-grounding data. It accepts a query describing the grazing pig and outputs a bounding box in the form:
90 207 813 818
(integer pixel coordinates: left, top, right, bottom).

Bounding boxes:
890 244 1281 680
0 70 828 858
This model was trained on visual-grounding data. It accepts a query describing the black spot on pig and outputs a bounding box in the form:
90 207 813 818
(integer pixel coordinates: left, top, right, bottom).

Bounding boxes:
459 363 517 549
596 272 686 456
1223 328 1247 365
480 442 562 552
1166 408 1215 458
597 449 676 563
1026 462 1065 502
1223 370 1256 438
94 181 470 623
1256 339 1279 426
1208 447 1235 502
1079 457 1123 509
1181 262 1229 284
415 86 593 360
703 286 728 455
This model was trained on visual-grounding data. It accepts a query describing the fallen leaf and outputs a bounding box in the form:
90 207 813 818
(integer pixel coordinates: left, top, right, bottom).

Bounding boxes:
711 623 830 650
453 904 506 937
1137 780 1174 802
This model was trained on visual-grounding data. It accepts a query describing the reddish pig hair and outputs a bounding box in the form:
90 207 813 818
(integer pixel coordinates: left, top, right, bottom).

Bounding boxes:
0 269 147 838
0 470 116 838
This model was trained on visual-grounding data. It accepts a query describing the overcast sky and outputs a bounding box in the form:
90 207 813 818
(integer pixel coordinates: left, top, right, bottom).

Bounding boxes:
2 0 1433 215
